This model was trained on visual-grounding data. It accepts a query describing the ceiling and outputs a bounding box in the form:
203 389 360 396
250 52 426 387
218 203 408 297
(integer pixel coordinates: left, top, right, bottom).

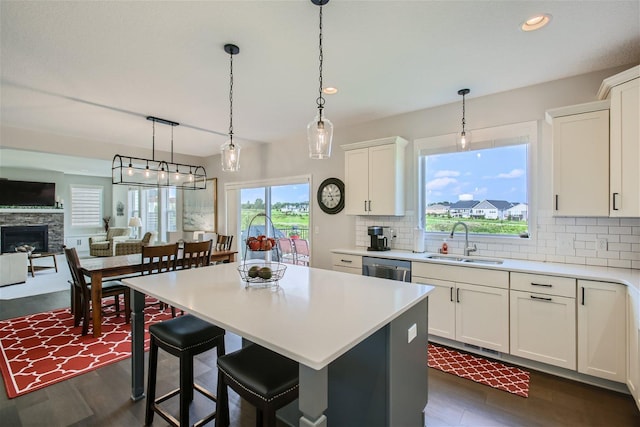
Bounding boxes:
1 1 639 160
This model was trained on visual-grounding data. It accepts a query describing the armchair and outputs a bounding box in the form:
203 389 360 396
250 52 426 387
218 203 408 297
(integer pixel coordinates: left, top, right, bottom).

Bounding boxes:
114 232 157 256
89 227 130 257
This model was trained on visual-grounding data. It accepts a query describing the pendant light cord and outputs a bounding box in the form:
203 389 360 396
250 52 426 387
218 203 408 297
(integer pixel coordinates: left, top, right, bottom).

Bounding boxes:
152 119 156 161
228 49 234 147
461 92 466 133
316 2 325 122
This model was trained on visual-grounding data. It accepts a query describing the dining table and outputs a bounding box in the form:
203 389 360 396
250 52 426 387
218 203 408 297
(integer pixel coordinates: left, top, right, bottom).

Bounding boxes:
79 249 237 337
123 262 433 427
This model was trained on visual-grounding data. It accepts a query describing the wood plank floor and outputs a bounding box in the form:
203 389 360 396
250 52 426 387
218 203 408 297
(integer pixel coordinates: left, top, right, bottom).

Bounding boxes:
1 290 639 426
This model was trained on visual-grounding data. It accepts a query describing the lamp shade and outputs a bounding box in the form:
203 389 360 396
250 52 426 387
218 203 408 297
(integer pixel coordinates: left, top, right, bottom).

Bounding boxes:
128 217 142 227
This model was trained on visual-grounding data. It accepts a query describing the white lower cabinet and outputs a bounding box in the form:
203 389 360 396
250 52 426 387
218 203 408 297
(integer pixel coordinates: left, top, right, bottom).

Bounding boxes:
331 253 362 275
413 263 509 353
627 287 640 408
509 272 576 369
577 279 627 383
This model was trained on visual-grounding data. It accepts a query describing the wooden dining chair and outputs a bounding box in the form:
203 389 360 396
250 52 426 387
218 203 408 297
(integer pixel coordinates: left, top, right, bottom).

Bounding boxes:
141 243 179 316
63 246 130 336
216 234 233 251
181 240 212 269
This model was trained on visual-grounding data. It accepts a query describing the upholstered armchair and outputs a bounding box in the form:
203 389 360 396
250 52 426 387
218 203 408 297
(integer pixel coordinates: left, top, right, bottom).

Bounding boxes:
114 231 157 256
89 227 130 257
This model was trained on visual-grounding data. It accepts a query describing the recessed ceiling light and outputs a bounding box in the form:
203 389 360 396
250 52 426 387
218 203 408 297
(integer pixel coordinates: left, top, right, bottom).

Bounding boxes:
521 13 551 31
323 87 338 95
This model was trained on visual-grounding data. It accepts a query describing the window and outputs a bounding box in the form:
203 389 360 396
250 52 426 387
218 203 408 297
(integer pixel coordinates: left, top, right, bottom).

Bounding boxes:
126 186 175 241
70 185 103 227
416 121 536 238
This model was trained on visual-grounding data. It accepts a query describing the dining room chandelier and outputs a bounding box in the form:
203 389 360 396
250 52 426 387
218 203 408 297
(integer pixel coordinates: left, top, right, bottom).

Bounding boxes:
220 43 241 172
457 88 471 151
112 116 207 190
307 0 333 159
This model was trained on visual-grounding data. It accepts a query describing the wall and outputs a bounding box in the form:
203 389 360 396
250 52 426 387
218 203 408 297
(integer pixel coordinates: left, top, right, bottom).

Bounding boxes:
208 64 639 270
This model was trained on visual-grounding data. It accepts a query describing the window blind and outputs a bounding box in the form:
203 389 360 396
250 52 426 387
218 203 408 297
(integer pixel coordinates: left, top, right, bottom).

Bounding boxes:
71 185 103 227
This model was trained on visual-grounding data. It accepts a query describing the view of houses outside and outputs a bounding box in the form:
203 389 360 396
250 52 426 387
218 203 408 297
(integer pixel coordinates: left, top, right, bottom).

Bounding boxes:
424 144 529 236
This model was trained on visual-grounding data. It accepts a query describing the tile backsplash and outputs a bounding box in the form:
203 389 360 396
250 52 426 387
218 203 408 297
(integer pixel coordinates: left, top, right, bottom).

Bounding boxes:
355 211 640 269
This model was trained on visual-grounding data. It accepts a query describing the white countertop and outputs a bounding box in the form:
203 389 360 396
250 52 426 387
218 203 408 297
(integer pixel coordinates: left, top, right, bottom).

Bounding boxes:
332 247 640 292
123 262 433 370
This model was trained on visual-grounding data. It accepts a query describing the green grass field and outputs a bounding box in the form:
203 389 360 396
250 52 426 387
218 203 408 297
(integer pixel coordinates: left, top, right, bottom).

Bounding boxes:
426 216 528 236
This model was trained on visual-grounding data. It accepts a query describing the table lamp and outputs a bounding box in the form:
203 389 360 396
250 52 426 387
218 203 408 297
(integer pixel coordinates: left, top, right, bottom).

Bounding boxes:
128 217 142 239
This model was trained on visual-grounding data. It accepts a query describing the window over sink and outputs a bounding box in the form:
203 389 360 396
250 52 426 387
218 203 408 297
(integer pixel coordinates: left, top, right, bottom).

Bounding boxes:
415 121 536 238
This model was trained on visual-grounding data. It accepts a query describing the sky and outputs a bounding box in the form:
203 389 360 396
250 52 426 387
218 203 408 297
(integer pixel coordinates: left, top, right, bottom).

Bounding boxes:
425 145 527 204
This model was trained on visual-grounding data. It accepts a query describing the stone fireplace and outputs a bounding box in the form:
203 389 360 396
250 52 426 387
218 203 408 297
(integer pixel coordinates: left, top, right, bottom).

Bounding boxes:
0 210 64 253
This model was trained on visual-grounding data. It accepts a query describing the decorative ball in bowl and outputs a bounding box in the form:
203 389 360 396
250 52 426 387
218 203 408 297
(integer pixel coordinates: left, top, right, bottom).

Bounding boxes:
238 260 286 284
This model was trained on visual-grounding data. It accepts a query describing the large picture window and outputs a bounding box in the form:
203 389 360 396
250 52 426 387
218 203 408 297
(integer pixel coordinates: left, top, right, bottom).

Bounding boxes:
416 121 536 238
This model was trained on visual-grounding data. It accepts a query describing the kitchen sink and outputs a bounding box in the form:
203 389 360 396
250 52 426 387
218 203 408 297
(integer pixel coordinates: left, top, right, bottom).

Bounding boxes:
425 254 503 265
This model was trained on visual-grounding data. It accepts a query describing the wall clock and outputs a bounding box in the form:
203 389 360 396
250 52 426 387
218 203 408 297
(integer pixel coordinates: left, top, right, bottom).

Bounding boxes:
317 178 345 214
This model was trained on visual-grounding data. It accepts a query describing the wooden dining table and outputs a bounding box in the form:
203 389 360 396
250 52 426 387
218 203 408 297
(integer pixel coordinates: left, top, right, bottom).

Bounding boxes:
79 249 236 337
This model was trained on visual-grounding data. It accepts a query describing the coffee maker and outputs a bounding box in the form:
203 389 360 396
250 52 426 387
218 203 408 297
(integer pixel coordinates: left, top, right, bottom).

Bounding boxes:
367 226 390 251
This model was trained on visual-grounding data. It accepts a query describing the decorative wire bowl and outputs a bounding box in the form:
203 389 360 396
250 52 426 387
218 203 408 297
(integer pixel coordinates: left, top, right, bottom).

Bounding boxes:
237 260 287 286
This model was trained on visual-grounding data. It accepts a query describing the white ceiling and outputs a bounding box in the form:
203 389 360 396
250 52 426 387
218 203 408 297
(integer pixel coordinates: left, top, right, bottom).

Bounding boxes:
1 1 639 160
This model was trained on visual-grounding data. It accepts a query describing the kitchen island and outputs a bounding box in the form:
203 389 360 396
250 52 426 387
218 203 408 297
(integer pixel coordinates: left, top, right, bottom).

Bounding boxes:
124 262 433 427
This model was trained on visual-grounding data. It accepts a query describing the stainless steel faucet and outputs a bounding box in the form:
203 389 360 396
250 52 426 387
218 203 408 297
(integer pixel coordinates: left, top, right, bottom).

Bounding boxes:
450 221 477 256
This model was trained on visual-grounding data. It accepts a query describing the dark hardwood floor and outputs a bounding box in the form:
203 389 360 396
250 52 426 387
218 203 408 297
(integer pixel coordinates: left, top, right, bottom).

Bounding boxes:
1 290 639 426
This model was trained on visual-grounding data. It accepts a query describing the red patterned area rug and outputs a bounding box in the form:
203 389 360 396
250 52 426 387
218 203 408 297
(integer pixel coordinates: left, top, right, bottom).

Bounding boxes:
0 298 172 398
428 343 530 397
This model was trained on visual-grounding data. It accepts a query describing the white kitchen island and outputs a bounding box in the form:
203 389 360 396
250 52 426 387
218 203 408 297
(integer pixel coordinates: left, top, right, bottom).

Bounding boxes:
124 262 433 427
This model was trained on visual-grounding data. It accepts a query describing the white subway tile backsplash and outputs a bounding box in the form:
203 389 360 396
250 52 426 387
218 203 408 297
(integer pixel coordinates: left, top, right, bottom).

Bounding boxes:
355 215 639 270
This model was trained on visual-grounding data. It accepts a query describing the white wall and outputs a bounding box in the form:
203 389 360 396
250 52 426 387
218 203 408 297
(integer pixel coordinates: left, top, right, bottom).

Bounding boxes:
208 64 639 270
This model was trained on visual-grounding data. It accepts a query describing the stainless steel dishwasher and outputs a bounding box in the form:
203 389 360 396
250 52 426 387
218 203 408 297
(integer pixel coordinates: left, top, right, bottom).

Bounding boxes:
362 256 411 282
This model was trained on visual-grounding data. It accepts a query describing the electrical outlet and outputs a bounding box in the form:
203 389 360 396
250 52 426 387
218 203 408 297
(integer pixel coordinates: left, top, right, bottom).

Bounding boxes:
596 238 608 252
408 324 417 343
557 236 574 255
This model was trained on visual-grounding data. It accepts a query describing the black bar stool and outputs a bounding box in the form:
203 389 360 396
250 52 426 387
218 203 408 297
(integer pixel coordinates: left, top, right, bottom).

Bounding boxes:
215 344 299 427
145 314 226 427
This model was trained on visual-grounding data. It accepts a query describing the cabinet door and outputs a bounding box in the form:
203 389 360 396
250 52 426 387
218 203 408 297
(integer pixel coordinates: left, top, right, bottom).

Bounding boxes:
344 148 369 215
510 290 576 369
552 110 609 216
415 278 455 340
577 280 626 382
627 287 639 406
368 144 400 215
455 282 509 352
610 77 640 217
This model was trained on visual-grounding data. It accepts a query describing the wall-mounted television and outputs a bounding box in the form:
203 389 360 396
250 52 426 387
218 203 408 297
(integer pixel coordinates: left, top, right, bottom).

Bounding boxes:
0 179 56 207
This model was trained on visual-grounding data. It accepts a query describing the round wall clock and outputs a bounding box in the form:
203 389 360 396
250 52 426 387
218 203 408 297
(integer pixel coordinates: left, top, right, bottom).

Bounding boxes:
317 178 345 214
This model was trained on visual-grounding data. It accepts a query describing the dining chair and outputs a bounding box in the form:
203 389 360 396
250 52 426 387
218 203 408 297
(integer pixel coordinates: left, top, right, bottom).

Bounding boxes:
145 241 226 427
141 243 179 316
292 238 310 266
180 240 213 269
216 234 233 251
63 246 130 336
276 238 296 264
215 343 299 427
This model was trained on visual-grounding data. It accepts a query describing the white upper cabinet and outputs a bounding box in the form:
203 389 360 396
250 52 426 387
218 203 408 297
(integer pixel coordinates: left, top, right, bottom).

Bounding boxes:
341 136 408 216
599 65 640 217
547 104 610 216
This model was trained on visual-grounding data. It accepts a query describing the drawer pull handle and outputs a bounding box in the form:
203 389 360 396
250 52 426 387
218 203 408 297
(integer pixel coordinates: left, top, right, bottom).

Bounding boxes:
456 288 460 303
340 259 353 263
531 282 552 287
530 295 552 302
450 287 454 302
581 287 585 305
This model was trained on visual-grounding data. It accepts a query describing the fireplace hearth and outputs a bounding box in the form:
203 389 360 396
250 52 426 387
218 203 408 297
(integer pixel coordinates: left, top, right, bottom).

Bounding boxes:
1 225 49 253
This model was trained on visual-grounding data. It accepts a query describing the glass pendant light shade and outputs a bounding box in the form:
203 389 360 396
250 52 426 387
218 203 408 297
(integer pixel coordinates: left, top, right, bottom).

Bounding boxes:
307 115 333 159
457 130 471 151
221 140 241 171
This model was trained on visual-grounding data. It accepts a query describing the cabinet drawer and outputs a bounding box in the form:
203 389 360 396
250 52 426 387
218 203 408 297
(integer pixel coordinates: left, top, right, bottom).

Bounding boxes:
511 272 576 298
413 263 509 289
332 253 362 270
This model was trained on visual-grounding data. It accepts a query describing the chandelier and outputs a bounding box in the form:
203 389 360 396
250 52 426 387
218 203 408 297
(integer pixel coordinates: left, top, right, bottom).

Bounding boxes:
457 88 471 151
112 116 207 190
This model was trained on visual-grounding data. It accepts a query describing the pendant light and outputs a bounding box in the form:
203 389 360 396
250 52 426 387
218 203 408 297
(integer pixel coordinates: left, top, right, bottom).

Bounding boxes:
307 0 333 160
457 88 471 151
221 43 241 171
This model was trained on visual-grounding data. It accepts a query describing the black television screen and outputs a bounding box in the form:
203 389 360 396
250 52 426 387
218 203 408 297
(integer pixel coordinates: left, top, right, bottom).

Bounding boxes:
0 180 56 207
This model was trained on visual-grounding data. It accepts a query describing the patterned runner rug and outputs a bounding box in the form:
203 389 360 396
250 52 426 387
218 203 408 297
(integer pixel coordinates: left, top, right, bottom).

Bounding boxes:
428 343 530 397
0 297 172 398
